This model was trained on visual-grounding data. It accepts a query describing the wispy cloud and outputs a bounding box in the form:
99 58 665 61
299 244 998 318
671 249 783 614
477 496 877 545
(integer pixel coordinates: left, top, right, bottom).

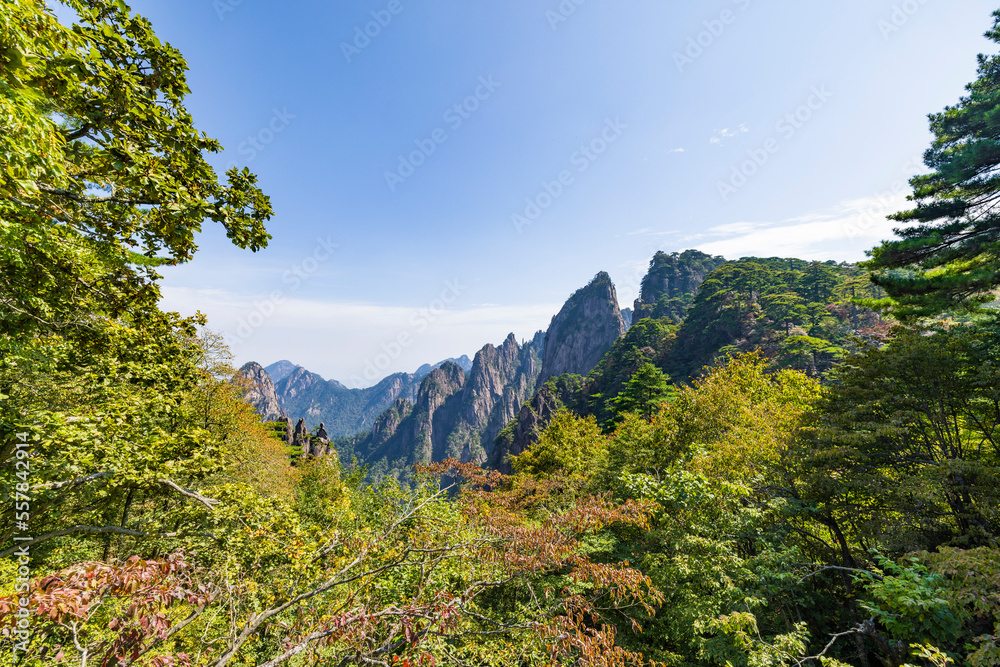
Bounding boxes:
709 123 749 145
687 192 910 261
159 287 558 387
667 147 686 153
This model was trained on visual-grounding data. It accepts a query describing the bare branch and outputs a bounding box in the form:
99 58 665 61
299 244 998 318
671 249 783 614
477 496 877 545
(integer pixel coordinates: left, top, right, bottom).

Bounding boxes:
795 564 882 583
158 479 221 510
32 471 114 491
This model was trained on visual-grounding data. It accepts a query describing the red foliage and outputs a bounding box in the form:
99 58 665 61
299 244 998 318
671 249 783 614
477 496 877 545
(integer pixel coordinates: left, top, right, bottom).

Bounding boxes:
0 553 211 667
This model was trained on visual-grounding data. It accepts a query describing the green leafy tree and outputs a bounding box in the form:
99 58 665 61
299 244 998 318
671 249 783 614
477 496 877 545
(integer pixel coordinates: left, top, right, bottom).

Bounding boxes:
1 0 274 563
609 363 676 422
762 291 808 334
798 325 1000 556
512 410 607 491
797 261 840 304
868 10 1000 319
1 0 272 340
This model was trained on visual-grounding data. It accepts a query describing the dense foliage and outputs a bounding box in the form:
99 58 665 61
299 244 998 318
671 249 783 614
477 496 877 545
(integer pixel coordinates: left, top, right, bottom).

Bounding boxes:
4 2 1000 667
0 3 670 665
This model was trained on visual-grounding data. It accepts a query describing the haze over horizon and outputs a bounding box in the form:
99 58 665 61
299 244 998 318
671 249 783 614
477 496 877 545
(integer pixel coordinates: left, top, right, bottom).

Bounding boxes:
121 0 998 386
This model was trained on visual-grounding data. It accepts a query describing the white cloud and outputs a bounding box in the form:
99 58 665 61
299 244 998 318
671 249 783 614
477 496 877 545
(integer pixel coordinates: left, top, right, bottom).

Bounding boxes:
159 287 558 387
668 147 686 153
688 192 910 261
709 123 749 145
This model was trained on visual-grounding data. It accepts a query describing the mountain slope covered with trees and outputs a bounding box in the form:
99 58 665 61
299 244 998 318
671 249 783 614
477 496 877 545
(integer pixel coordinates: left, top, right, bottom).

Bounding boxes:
4 3 1000 667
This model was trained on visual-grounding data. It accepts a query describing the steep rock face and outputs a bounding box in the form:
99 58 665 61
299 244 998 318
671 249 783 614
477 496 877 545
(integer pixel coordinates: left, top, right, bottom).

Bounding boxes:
451 332 544 463
344 333 545 481
276 367 422 438
632 250 727 322
621 308 633 330
539 272 626 383
239 362 287 422
491 374 582 473
369 399 413 447
365 362 467 471
493 253 717 468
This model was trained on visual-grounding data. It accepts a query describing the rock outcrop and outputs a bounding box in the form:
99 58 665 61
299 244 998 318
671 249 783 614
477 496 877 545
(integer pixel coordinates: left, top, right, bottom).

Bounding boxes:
539 272 626 383
631 250 727 322
621 308 633 330
340 332 545 482
275 367 423 438
239 362 288 422
414 355 473 377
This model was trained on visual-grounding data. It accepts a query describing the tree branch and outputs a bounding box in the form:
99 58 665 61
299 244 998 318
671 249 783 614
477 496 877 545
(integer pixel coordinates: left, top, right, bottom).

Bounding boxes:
158 479 220 510
0 525 179 558
32 471 114 491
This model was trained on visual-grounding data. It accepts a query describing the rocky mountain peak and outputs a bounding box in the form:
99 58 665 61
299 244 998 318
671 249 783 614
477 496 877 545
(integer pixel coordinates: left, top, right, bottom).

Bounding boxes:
337 333 545 483
632 249 727 322
539 272 626 382
264 360 299 383
239 362 287 422
416 362 467 409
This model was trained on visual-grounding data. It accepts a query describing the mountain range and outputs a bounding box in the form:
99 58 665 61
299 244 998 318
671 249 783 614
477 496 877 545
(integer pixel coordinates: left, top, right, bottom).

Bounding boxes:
240 248 878 482
246 356 473 438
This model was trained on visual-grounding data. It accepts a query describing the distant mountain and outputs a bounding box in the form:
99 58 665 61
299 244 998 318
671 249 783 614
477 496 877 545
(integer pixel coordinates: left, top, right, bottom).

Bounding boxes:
247 250 886 484
414 355 473 377
264 360 299 383
337 332 545 483
539 271 626 383
334 269 636 481
247 356 479 439
276 368 423 438
239 362 288 422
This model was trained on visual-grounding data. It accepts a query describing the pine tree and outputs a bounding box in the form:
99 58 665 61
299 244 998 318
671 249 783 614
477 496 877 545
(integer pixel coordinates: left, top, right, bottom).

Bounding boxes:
868 11 1000 319
609 363 675 421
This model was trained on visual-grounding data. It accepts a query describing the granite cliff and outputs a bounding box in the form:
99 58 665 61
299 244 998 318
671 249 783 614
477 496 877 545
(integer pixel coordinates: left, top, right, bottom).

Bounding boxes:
239 362 288 422
539 272 626 383
337 332 544 482
631 249 727 323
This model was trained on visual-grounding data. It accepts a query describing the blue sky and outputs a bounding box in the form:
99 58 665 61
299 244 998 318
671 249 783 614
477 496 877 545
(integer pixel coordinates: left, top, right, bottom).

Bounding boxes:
114 0 998 386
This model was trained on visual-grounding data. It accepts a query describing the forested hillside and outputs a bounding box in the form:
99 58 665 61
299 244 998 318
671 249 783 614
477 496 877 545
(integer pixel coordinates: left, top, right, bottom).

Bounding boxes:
4 2 1000 667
